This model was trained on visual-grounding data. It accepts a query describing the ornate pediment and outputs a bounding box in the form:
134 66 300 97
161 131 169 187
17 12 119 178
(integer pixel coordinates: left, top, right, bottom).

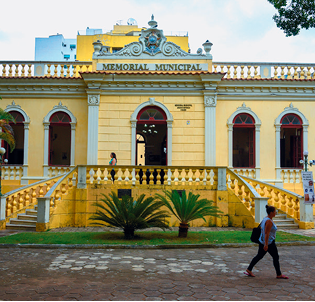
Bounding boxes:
94 15 210 59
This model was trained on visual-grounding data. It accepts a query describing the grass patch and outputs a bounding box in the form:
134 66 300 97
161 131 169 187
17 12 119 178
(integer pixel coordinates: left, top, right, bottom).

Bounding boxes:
0 231 314 245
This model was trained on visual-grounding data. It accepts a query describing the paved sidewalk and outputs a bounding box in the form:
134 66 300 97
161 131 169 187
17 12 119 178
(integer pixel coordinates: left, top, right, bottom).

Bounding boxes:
0 245 314 300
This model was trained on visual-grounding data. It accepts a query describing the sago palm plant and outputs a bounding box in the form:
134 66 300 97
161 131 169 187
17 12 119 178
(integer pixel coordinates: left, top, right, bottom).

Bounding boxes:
89 192 170 239
0 107 15 152
155 190 222 237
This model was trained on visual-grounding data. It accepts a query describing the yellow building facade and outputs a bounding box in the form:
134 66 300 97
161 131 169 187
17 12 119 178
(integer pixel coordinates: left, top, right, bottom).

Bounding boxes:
0 16 314 231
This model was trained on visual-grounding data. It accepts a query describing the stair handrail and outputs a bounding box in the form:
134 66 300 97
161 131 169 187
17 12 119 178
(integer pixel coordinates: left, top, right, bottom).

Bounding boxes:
241 175 302 222
0 174 65 225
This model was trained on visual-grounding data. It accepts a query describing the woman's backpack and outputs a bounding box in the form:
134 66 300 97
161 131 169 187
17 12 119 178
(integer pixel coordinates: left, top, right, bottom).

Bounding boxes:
250 224 261 244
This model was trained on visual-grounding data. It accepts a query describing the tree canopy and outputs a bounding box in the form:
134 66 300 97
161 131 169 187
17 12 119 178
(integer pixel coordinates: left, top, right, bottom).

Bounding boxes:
268 0 315 36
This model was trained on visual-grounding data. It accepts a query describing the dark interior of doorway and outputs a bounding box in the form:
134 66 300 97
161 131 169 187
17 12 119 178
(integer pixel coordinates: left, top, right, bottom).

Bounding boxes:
280 128 302 168
233 127 255 168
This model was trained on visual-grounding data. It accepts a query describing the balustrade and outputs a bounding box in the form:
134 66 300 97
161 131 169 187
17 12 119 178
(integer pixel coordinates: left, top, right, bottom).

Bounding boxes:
47 166 72 178
3 177 61 219
86 166 218 189
233 168 256 179
280 169 302 184
213 62 315 80
0 61 92 78
1 166 23 180
242 176 301 221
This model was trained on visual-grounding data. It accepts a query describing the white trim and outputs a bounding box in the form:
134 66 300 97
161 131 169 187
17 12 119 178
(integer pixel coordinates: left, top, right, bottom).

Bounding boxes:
43 102 77 177
130 97 173 165
275 103 309 182
227 103 261 171
204 95 217 165
5 101 30 180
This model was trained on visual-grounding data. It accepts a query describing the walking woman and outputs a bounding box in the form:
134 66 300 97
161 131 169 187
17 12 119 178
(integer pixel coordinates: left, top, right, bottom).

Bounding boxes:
244 205 289 279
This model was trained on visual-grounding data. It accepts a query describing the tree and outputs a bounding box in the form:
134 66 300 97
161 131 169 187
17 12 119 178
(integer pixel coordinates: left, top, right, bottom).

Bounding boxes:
155 190 222 238
0 106 15 152
89 192 170 239
268 0 315 36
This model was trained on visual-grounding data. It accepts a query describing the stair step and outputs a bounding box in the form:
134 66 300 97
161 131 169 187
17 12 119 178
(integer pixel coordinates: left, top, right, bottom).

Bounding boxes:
17 214 37 221
277 224 299 228
6 224 36 230
274 219 295 224
276 214 287 219
9 219 37 226
25 210 37 216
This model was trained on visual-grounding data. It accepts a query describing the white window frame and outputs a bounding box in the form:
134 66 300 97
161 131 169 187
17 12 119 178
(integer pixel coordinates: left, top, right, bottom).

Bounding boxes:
130 98 173 165
43 102 77 177
227 103 262 179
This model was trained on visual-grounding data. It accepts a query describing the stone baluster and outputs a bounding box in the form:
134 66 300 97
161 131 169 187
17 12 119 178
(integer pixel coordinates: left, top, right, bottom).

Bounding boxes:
293 198 300 220
149 169 154 185
72 65 77 77
213 64 217 73
2 64 6 76
27 64 32 77
296 170 301 183
289 170 294 183
167 169 172 186
12 195 17 213
306 66 311 79
132 168 136 186
220 65 224 74
283 170 288 183
10 167 14 180
96 168 102 184
300 67 305 79
14 64 19 77
233 65 238 79
25 189 30 207
31 188 37 204
124 168 130 184
254 66 259 78
280 66 285 79
89 168 95 184
180 169 185 185
280 193 287 212
156 168 161 185
203 169 208 186
104 168 109 184
61 183 67 194
60 65 64 77
79 65 83 73
209 169 215 186
293 66 299 79
192 169 197 184
6 197 12 216
287 197 294 216
313 67 315 79
287 66 292 79
240 65 245 79
273 191 280 208
226 65 231 79
273 66 278 79
135 168 140 185
8 64 13 77
142 170 147 185
163 170 168 185
247 65 252 79
66 65 71 77
46 64 51 77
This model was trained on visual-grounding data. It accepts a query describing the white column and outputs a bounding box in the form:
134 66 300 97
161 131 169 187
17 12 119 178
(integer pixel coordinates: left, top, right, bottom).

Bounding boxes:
70 123 76 167
303 125 308 154
21 123 29 184
255 124 261 179
275 124 281 181
204 95 217 166
131 120 137 165
43 123 50 177
87 95 100 165
167 121 173 166
254 197 268 223
228 124 233 168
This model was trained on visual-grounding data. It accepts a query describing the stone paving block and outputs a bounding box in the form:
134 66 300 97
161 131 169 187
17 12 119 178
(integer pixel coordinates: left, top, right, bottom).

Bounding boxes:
177 297 197 301
160 293 179 300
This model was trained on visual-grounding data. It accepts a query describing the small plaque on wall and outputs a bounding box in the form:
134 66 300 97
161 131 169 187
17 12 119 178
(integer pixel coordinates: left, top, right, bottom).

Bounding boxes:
118 189 132 198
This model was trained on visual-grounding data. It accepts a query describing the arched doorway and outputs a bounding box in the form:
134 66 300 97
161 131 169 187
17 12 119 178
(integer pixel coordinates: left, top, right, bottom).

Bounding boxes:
3 111 24 165
49 112 71 166
280 114 302 168
136 106 167 165
233 113 255 168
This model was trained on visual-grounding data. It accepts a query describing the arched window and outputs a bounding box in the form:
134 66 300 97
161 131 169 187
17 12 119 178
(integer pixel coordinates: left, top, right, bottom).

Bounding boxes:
49 112 71 166
136 106 167 165
233 113 255 168
280 114 302 168
3 111 24 165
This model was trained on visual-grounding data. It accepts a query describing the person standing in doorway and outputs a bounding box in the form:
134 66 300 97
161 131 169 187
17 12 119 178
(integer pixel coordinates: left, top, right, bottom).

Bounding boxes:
244 205 289 279
109 152 117 181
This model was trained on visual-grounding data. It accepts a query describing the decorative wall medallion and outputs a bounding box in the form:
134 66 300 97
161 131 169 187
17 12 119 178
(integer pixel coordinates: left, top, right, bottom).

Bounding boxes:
144 32 162 55
88 95 100 106
204 96 217 107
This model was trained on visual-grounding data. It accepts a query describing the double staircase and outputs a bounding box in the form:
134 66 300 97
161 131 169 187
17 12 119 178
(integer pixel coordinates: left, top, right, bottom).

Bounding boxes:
6 205 37 231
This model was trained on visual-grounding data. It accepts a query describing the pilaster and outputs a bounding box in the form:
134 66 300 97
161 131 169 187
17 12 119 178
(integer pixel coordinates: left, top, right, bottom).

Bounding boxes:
204 94 217 166
87 94 100 165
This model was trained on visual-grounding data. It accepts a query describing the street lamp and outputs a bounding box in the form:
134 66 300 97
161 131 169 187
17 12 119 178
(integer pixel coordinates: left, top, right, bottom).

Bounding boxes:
299 150 315 172
0 147 6 197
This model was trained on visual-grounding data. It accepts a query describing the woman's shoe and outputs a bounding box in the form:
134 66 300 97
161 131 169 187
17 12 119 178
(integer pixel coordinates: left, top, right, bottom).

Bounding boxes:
276 275 289 279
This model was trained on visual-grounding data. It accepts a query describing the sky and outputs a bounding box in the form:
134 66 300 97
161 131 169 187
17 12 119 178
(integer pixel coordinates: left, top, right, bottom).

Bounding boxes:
1 0 315 63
